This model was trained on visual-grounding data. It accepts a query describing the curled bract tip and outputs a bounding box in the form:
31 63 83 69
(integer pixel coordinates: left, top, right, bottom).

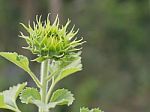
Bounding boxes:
20 14 85 62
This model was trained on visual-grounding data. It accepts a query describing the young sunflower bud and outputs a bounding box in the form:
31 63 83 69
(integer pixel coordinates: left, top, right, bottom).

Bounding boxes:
19 14 85 62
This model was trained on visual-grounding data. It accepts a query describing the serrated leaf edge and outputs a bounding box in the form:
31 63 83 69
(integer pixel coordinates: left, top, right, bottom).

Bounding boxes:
50 88 75 106
19 87 41 104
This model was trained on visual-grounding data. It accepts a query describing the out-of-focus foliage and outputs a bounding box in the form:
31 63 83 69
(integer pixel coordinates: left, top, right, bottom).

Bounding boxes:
0 0 150 112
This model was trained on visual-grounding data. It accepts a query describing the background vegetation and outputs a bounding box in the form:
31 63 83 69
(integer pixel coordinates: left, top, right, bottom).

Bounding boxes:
0 0 150 112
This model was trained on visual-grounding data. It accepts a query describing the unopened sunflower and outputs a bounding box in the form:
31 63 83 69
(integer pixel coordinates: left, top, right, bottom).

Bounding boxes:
19 14 85 62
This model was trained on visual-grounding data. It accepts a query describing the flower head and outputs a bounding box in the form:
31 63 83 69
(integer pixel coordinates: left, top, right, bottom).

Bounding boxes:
19 14 85 62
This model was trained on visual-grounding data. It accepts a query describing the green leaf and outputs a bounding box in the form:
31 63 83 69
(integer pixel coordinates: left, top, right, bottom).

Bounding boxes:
50 89 74 106
0 52 30 72
80 107 104 112
20 87 57 110
20 87 56 111
20 87 41 104
0 82 27 111
0 94 17 111
0 94 7 108
80 107 89 112
0 52 41 87
19 87 57 110
55 57 82 83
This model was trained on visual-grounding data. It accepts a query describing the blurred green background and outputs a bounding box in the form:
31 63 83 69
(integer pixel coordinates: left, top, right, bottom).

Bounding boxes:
0 0 150 112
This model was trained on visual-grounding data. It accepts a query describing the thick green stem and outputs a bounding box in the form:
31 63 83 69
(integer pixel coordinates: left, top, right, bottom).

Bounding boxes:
39 60 49 112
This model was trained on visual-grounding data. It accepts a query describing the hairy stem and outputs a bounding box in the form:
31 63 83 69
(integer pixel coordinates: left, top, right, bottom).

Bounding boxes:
46 77 55 103
39 60 49 112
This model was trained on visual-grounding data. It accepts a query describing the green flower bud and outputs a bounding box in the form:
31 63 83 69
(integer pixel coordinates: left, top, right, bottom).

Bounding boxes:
19 14 85 62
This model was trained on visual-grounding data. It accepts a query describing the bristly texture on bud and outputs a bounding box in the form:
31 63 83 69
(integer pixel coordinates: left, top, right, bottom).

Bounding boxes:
19 14 85 62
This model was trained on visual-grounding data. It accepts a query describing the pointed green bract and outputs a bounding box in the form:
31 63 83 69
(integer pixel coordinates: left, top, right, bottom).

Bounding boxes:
0 52 41 87
20 14 85 62
50 89 74 106
20 87 41 104
0 82 27 111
